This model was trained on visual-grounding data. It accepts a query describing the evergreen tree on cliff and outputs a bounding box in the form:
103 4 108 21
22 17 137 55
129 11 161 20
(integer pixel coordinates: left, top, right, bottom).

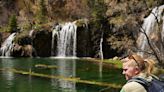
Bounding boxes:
8 14 18 33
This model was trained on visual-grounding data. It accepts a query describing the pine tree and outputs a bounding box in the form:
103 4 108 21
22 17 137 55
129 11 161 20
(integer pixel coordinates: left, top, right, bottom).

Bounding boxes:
37 0 47 23
8 15 18 33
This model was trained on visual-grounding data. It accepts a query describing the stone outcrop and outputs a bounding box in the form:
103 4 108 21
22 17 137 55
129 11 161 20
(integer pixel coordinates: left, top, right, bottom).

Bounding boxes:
32 30 52 57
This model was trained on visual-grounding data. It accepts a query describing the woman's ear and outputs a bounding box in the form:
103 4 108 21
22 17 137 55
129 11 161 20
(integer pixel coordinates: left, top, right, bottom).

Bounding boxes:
134 67 141 74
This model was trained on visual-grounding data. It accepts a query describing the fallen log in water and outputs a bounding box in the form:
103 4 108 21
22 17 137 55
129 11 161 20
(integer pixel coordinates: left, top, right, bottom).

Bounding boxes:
35 64 58 69
0 68 122 88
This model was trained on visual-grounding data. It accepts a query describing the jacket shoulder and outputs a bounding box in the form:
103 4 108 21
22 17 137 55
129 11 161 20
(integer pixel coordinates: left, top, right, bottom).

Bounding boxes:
122 82 147 92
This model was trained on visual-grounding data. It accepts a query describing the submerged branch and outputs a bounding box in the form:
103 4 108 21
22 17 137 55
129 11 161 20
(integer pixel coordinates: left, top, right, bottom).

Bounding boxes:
0 68 122 89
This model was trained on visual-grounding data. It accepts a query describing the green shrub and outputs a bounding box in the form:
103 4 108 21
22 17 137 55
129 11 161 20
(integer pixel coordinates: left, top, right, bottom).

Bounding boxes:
0 26 8 32
36 0 47 24
8 15 18 33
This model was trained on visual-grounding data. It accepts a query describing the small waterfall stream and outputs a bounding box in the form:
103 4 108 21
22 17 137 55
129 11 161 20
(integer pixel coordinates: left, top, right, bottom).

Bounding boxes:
0 33 16 57
51 26 59 56
29 29 34 37
99 32 104 60
137 5 164 57
52 22 77 57
99 32 103 78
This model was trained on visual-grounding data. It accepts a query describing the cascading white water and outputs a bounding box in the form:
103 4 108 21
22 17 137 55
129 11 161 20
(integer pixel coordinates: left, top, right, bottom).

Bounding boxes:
51 25 60 56
29 29 34 37
51 23 77 90
52 22 77 57
137 5 164 57
99 33 104 60
0 33 16 57
99 32 103 78
161 5 164 43
162 16 164 42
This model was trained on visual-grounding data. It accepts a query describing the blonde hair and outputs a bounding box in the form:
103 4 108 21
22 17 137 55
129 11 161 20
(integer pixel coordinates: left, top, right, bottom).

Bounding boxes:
122 54 156 75
144 59 156 75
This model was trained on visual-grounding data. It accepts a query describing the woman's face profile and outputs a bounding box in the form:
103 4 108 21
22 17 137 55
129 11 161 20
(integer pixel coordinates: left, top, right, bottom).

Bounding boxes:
122 59 140 80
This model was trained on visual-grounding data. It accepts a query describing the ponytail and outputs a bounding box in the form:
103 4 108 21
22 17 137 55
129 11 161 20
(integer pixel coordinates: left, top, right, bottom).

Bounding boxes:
143 59 156 75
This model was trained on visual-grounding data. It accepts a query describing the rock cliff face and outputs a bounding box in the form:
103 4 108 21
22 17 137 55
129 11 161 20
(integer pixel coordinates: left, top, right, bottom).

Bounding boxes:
0 0 163 58
32 30 52 57
0 0 91 26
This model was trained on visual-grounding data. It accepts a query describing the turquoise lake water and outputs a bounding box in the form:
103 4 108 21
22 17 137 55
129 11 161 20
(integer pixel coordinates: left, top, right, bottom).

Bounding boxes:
0 58 125 92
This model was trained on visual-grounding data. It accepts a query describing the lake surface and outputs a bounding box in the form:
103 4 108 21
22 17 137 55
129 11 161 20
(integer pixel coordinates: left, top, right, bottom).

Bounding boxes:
0 57 125 92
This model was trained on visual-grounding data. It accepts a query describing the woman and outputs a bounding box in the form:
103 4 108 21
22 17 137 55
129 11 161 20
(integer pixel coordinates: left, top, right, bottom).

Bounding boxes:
120 54 155 92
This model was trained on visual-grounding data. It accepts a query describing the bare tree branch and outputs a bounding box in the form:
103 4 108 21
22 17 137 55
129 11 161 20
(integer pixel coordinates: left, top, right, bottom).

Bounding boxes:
138 24 162 63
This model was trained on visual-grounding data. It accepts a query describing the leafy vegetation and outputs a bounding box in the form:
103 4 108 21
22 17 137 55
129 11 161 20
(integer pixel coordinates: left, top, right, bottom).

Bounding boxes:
8 14 18 33
36 0 47 24
0 26 8 32
104 59 122 69
90 0 107 27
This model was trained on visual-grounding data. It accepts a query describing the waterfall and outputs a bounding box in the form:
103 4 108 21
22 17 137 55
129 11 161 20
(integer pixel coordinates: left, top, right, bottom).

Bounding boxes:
51 22 77 90
137 5 164 57
161 5 164 42
0 33 16 57
162 16 164 42
51 25 60 56
99 32 103 78
99 32 104 60
52 22 77 57
29 29 34 37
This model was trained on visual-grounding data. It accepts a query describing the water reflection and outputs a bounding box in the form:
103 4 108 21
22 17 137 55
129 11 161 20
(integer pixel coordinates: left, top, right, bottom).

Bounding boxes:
1 58 14 87
51 59 76 91
0 58 124 92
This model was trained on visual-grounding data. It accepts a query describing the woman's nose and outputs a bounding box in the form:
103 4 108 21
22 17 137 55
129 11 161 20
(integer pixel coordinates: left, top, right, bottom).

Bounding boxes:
122 69 126 74
122 70 125 74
